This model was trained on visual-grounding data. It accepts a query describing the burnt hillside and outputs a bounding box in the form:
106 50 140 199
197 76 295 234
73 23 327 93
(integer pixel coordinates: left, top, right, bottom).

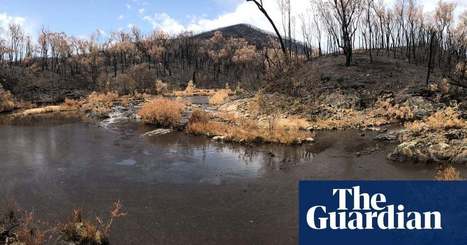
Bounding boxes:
194 24 275 48
194 23 305 52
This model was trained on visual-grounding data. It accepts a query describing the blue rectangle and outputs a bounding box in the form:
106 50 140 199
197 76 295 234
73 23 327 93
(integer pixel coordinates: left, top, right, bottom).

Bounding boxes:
299 181 467 245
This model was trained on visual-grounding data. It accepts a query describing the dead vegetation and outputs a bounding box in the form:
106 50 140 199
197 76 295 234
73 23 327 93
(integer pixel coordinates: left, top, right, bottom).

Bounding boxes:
155 80 169 95
0 87 16 113
138 98 185 128
435 165 463 180
186 110 314 145
59 201 126 245
0 203 48 245
0 201 125 245
173 81 218 97
209 89 231 105
81 92 119 118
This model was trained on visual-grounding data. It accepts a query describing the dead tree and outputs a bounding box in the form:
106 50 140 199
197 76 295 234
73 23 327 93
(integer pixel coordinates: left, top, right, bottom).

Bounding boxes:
426 29 436 84
320 0 363 66
246 0 287 55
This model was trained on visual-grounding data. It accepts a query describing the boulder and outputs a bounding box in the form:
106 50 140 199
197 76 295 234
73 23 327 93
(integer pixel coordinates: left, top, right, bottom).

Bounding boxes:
375 130 400 141
213 136 227 141
402 96 434 119
452 150 467 164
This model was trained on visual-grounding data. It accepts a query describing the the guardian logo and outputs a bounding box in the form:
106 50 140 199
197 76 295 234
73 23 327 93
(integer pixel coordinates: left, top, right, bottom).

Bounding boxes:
306 186 443 230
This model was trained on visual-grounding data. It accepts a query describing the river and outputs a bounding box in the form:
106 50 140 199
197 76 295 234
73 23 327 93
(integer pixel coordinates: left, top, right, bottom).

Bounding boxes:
0 111 456 244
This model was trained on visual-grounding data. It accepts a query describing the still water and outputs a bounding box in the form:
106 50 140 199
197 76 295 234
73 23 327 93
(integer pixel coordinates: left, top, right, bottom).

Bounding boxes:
0 113 450 244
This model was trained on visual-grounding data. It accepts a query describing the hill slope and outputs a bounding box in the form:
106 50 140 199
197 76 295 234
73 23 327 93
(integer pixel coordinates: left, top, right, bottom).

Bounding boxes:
194 23 304 51
194 24 275 48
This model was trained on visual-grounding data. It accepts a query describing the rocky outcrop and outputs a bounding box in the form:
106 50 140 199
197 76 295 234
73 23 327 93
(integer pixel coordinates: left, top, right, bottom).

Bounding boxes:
388 128 466 164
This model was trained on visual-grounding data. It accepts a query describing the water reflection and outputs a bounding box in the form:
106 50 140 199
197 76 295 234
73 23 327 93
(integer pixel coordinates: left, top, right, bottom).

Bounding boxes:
0 116 323 186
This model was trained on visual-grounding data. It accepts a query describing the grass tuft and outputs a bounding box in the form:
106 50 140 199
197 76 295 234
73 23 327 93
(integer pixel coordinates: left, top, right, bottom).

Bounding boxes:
138 98 185 127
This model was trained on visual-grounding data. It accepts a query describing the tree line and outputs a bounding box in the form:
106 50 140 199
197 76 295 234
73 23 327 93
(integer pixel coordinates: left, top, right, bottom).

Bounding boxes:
250 0 466 84
0 0 465 96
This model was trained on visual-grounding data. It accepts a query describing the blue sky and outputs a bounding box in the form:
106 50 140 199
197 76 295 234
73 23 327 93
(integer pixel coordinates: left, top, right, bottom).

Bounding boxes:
0 0 242 36
0 0 465 39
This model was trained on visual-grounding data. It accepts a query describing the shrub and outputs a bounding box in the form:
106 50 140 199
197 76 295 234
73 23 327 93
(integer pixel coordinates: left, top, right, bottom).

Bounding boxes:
82 92 119 118
155 80 168 95
0 88 15 113
0 204 47 245
435 166 463 180
138 98 185 127
189 109 211 124
60 201 126 245
405 107 466 134
115 74 137 95
209 89 230 105
185 80 196 95
63 98 80 109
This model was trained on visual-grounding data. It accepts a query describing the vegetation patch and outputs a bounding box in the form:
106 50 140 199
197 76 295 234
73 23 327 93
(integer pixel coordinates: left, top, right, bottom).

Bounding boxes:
0 201 125 245
187 110 314 145
59 201 126 245
0 87 16 113
81 92 120 118
138 98 185 128
435 165 463 180
209 89 231 105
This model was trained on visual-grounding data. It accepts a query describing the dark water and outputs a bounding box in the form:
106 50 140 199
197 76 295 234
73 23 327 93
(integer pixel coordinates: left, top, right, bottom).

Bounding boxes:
0 113 455 244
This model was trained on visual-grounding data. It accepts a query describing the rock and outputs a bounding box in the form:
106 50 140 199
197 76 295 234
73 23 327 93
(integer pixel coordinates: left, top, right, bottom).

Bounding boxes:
320 91 361 110
388 140 419 162
367 126 384 132
445 129 465 140
375 130 400 141
305 137 315 143
428 143 451 162
452 150 467 164
402 96 434 119
213 136 227 141
142 128 173 137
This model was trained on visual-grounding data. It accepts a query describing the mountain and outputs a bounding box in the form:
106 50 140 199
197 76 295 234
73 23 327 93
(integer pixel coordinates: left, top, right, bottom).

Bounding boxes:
194 24 277 48
194 23 306 52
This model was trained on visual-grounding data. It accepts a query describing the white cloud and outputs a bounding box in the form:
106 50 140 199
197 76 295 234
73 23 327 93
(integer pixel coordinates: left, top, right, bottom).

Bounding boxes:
142 0 311 37
138 8 145 15
143 13 186 34
126 3 132 9
143 0 466 39
0 12 28 39
118 14 124 20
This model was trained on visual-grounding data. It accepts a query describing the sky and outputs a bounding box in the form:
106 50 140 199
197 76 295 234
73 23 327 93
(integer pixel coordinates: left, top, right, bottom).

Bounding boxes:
0 0 465 40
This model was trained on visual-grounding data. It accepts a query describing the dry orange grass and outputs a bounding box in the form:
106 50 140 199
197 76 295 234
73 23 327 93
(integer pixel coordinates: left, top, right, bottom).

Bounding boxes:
173 80 221 97
371 98 414 121
435 166 463 180
0 89 15 112
63 98 81 109
405 107 466 134
86 92 119 107
187 110 313 144
138 98 185 127
209 89 230 105
309 108 388 130
81 91 119 117
155 80 168 95
309 98 423 130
